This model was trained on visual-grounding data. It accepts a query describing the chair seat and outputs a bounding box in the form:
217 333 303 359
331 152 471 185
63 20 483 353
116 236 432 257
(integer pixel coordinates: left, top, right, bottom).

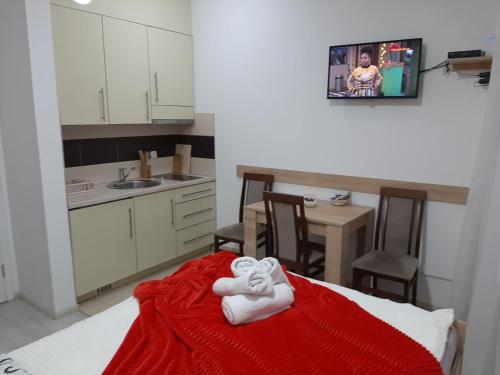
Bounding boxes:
214 222 267 243
352 251 418 280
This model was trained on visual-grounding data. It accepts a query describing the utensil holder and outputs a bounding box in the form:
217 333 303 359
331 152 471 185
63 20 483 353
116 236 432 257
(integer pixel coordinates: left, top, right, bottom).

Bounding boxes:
140 165 151 179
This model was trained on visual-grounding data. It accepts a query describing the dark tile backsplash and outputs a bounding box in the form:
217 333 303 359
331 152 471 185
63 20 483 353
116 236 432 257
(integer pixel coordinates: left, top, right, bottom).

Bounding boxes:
63 140 81 168
117 136 151 162
80 138 118 166
190 136 215 159
64 134 215 168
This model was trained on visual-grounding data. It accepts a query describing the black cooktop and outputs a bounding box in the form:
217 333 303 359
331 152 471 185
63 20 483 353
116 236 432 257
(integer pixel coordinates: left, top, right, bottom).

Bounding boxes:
153 173 201 181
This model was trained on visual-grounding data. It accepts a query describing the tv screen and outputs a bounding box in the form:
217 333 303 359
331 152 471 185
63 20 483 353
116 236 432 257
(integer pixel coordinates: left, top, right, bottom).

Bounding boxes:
327 38 422 99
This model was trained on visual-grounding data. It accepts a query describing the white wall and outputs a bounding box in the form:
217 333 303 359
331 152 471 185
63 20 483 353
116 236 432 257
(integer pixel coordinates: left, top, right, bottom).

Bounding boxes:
192 0 498 308
0 0 77 317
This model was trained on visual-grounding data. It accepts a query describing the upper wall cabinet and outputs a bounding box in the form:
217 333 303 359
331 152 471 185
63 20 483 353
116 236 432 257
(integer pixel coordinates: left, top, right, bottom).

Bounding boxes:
148 27 195 120
103 18 151 124
51 6 108 125
50 0 192 35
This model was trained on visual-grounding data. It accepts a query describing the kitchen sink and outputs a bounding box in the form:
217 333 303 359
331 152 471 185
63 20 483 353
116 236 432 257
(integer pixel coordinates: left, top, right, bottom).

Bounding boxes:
107 179 161 189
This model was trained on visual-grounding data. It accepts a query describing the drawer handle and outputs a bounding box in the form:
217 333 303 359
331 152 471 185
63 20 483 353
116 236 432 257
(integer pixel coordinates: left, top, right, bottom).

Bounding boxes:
128 208 133 239
184 233 211 246
182 189 213 198
170 198 175 226
183 208 214 219
145 91 150 120
154 72 159 102
98 88 106 122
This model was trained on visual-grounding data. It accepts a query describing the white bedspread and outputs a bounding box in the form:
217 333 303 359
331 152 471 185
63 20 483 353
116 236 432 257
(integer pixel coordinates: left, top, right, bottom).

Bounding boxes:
9 277 453 375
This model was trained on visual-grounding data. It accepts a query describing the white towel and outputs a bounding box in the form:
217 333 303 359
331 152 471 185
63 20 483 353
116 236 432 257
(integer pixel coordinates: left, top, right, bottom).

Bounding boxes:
213 268 274 296
221 283 295 325
257 257 295 291
230 256 259 277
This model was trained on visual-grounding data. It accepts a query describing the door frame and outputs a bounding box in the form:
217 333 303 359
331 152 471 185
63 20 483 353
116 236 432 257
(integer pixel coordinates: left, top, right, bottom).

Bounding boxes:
0 130 19 301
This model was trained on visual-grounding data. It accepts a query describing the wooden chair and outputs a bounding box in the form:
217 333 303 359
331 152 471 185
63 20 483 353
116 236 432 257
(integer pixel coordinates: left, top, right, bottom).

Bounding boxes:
263 192 325 278
214 173 274 255
352 187 427 304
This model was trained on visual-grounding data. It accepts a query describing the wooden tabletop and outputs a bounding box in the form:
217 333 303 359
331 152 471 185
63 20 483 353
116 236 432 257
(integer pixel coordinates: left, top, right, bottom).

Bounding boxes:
244 200 373 227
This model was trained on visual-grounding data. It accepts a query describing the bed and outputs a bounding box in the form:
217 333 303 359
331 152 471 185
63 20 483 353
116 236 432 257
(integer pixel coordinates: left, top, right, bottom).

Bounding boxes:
7 259 464 375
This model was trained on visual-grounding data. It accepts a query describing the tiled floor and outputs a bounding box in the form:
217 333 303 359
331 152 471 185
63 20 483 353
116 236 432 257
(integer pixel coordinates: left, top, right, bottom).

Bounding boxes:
0 299 87 353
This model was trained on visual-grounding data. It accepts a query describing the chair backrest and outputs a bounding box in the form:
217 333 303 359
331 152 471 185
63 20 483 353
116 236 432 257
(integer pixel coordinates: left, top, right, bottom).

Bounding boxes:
238 173 274 222
374 187 427 258
263 192 307 267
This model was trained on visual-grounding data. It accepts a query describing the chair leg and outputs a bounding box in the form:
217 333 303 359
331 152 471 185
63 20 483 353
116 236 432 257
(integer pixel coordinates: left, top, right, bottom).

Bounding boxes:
238 242 244 256
214 236 220 253
403 282 410 303
352 268 363 291
372 276 378 290
412 274 418 306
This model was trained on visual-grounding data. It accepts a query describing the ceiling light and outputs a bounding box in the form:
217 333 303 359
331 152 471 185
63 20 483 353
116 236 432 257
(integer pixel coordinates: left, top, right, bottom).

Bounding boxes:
73 0 92 4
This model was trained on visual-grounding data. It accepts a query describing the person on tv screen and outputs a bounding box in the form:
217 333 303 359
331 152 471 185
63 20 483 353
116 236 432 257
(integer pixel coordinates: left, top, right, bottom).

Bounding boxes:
347 46 383 97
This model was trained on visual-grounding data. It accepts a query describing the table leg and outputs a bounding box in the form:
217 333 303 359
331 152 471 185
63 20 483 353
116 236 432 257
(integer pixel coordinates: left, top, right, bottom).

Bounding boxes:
357 210 375 258
365 210 375 253
243 208 257 258
324 225 348 285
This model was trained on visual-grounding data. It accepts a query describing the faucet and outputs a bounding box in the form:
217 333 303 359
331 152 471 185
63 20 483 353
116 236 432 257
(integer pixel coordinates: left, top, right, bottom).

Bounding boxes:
118 167 134 182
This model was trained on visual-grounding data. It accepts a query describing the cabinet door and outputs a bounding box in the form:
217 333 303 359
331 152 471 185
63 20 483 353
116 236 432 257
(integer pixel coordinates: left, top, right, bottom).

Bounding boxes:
51 6 108 125
148 28 194 107
70 200 137 296
103 18 151 124
134 191 176 271
51 0 192 35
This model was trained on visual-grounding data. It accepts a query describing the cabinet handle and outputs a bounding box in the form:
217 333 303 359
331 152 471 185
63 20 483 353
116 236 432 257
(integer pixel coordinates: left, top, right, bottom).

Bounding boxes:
183 208 214 219
182 189 213 198
184 233 211 246
153 72 159 102
128 208 133 239
170 198 175 226
145 91 150 121
98 88 106 122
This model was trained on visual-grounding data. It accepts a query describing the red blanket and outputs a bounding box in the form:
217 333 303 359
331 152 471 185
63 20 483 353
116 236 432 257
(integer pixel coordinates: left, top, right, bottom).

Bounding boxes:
104 252 443 375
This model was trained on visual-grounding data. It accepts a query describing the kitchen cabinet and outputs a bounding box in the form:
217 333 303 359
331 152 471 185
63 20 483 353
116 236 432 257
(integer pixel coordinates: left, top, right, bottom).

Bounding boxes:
134 191 176 271
148 27 195 120
70 199 137 296
103 18 151 124
51 6 108 125
50 0 192 35
69 182 216 300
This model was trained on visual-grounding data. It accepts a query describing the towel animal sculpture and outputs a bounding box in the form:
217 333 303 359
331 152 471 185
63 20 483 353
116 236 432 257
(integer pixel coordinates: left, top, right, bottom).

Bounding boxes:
212 257 294 325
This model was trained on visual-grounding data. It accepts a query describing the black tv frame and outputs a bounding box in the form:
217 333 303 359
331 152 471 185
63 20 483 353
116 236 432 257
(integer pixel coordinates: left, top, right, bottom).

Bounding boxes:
327 38 423 100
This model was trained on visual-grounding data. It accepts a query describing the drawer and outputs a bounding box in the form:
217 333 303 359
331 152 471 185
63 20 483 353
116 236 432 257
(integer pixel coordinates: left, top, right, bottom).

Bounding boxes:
177 220 216 257
176 195 216 230
175 182 215 203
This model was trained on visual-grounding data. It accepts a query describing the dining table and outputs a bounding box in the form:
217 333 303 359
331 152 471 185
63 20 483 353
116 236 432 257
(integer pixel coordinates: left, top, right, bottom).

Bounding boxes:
243 200 375 286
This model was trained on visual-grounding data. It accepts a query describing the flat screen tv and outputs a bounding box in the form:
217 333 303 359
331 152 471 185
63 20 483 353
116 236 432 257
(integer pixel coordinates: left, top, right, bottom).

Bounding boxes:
327 38 422 99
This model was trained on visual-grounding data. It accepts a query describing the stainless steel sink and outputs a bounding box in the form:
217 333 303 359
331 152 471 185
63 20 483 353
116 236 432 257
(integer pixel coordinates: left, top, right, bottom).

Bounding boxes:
107 179 161 189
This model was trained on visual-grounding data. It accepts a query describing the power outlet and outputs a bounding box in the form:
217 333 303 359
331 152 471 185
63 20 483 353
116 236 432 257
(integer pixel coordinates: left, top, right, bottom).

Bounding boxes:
150 150 158 159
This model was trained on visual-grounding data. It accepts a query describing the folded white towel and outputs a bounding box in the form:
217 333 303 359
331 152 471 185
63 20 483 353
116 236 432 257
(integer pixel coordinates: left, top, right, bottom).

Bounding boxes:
257 257 295 291
213 268 274 296
222 283 295 325
230 256 259 277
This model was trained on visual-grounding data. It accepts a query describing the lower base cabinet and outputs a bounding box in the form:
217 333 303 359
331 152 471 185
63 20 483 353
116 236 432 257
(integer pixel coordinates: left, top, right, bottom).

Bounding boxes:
69 181 216 299
70 199 137 296
134 190 176 271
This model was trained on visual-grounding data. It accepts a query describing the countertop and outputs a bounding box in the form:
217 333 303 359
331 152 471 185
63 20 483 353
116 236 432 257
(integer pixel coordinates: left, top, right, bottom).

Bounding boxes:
67 175 216 210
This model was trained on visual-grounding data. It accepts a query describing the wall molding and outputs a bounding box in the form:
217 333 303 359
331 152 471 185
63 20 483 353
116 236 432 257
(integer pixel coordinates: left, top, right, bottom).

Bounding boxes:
237 165 469 205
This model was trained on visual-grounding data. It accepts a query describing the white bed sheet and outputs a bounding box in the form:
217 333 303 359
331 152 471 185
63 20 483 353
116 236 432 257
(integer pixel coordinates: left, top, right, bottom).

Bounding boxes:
9 277 453 375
